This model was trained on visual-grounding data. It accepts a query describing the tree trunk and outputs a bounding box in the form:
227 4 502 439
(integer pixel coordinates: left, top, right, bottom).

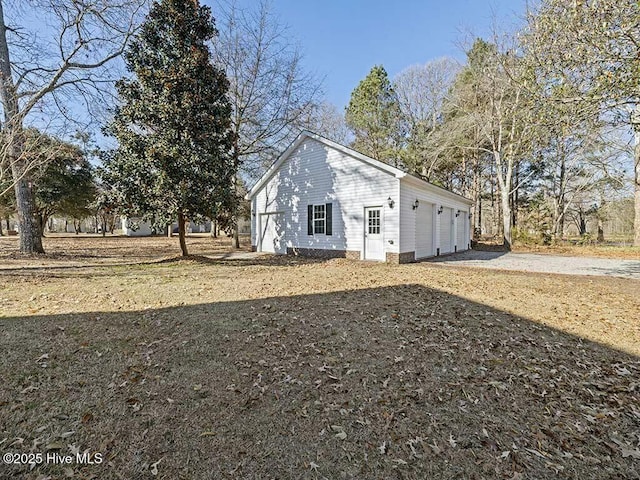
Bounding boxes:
461 154 467 195
472 154 481 238
634 126 640 246
231 133 241 249
13 177 45 252
501 187 512 250
233 224 240 249
494 151 512 250
38 214 45 237
210 219 217 238
0 216 3 236
0 3 43 254
510 162 519 229
555 145 567 239
177 211 188 256
597 222 605 243
578 212 587 236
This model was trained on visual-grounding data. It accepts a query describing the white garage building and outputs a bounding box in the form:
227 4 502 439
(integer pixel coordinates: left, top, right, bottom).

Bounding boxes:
247 131 472 263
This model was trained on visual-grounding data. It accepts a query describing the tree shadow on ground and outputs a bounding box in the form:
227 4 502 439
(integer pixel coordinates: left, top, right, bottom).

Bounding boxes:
0 253 329 277
1 285 638 480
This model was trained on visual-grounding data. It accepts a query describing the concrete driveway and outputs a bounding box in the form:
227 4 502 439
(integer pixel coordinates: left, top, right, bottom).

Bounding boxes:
428 250 640 280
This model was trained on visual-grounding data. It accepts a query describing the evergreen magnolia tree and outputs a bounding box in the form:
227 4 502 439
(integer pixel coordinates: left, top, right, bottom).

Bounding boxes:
345 65 404 165
103 0 234 256
31 133 95 235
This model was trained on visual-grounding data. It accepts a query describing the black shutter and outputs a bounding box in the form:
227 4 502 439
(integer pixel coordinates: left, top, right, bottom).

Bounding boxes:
325 203 332 235
307 205 313 235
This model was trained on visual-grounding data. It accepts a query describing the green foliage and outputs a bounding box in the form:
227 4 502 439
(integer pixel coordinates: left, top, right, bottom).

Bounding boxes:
34 142 95 223
345 65 404 165
3 130 96 229
102 0 234 245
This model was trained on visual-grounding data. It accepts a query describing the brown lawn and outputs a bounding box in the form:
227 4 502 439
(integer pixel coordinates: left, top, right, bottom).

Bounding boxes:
0 235 638 479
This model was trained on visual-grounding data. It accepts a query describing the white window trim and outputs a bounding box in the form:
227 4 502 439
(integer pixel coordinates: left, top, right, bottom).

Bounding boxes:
313 204 326 235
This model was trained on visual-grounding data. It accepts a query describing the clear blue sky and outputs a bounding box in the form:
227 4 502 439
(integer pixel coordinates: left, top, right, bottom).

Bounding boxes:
223 0 527 109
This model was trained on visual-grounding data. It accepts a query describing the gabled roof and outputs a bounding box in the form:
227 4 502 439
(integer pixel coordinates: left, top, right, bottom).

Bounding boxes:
246 130 472 205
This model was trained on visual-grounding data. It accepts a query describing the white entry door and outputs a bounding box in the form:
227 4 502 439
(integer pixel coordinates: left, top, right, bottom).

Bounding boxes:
364 207 384 261
259 213 286 254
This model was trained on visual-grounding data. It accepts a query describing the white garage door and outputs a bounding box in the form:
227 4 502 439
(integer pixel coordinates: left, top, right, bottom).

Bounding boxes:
439 207 453 254
259 213 286 254
415 202 434 259
456 213 468 251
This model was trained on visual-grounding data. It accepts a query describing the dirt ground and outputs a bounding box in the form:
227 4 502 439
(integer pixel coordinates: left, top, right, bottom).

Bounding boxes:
429 250 640 280
513 244 640 260
0 235 639 479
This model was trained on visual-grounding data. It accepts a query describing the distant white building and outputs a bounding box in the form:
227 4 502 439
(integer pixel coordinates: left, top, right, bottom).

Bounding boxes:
120 217 250 236
121 217 153 236
246 131 472 263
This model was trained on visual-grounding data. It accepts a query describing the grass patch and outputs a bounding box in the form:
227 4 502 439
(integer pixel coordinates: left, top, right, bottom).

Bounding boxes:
0 236 638 479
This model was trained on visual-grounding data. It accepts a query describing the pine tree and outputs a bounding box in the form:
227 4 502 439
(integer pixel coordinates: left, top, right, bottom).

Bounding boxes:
345 65 404 166
102 0 233 256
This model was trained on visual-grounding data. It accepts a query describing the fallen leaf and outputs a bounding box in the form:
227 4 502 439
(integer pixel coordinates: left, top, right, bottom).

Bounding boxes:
150 458 162 476
621 448 640 459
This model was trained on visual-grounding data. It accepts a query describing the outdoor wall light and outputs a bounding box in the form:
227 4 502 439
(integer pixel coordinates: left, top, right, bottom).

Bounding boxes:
412 199 419 210
437 206 443 215
468 212 473 219
387 196 395 208
455 210 461 217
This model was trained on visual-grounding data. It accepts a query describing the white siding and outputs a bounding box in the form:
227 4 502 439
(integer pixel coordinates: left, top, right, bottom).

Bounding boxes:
252 138 400 256
259 212 286 253
399 179 472 257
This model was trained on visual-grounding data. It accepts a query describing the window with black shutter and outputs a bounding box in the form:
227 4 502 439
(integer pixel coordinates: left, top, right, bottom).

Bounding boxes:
307 202 333 235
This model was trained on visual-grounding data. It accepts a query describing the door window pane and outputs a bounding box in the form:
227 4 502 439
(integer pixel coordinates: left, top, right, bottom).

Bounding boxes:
368 209 380 234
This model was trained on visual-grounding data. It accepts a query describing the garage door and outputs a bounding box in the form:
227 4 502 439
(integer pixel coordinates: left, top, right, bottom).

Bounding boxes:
439 207 453 254
415 202 434 259
259 213 286 254
456 212 468 251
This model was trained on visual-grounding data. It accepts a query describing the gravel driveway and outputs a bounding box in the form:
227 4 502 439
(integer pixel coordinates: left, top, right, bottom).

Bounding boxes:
428 250 640 280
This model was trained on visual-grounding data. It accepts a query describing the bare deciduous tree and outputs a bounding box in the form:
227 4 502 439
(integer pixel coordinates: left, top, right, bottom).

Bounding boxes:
213 0 322 248
304 102 351 145
523 0 640 245
443 36 536 248
393 57 459 176
0 0 147 253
